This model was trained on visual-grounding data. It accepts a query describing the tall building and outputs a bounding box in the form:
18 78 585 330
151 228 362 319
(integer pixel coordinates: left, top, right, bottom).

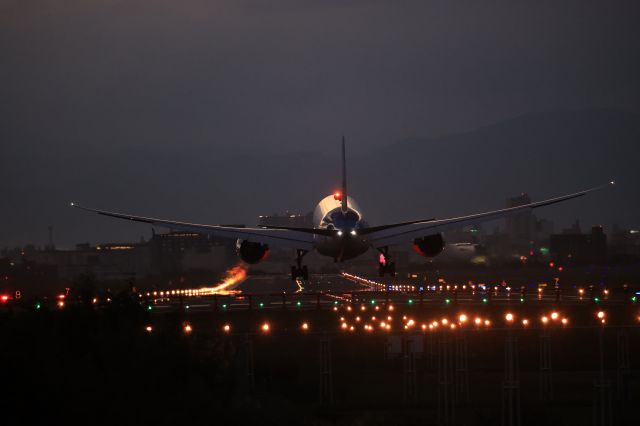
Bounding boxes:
505 193 535 252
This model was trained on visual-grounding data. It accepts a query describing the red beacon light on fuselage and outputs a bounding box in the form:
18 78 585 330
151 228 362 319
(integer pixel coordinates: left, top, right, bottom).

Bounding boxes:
333 191 343 201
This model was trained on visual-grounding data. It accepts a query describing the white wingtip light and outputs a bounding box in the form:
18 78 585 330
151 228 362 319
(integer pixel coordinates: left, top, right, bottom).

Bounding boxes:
609 180 615 185
70 202 75 207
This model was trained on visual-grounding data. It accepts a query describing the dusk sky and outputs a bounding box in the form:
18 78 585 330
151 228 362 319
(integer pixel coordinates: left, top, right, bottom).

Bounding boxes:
2 1 639 247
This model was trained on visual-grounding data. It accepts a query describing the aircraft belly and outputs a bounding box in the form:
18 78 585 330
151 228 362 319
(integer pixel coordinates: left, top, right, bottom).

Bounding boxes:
315 236 369 261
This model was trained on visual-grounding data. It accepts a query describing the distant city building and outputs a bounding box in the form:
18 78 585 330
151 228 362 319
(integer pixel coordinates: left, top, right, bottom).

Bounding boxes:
504 193 555 252
258 211 314 228
505 193 533 244
550 224 607 264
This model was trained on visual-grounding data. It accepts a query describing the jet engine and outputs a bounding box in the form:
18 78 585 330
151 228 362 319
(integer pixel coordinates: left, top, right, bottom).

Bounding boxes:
235 240 269 264
412 234 445 257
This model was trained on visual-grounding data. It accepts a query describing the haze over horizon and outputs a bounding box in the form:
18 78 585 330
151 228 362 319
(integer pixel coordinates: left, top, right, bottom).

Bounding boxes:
2 1 639 247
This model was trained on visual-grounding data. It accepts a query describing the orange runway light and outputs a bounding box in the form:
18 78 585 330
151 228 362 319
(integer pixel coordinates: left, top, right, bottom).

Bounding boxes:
223 324 231 333
301 322 309 331
458 314 468 323
541 316 549 324
551 312 559 320
561 318 568 325
261 323 270 332
597 311 605 319
522 319 529 326
474 317 482 326
184 324 192 333
505 313 514 322
145 325 153 333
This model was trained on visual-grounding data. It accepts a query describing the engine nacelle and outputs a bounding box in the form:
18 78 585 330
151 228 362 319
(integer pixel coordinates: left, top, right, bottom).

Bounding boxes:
412 233 445 257
235 240 269 264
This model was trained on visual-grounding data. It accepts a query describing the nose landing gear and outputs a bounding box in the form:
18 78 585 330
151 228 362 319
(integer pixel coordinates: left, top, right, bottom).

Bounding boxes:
291 249 309 281
377 247 396 277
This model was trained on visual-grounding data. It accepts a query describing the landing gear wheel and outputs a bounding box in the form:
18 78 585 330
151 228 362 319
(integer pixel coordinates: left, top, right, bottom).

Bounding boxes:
291 249 309 281
377 246 396 277
291 265 309 281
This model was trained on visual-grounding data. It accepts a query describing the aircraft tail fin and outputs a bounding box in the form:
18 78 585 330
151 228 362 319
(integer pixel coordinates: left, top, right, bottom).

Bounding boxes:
341 137 348 212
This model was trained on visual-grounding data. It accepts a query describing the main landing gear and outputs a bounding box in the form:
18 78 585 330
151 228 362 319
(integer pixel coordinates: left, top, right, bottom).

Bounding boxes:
291 249 309 281
377 247 396 277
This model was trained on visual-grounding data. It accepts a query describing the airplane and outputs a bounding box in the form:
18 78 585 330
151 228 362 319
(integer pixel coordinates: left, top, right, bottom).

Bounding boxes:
71 139 614 280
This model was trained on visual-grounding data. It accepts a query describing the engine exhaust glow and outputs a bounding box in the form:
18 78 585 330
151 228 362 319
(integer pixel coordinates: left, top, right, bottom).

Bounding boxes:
197 264 248 295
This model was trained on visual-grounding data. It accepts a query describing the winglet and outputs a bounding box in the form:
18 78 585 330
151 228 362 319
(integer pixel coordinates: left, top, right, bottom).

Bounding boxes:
341 136 348 213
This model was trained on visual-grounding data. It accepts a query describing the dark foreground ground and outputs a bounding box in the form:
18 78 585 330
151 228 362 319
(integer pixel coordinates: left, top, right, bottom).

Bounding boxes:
1 297 638 426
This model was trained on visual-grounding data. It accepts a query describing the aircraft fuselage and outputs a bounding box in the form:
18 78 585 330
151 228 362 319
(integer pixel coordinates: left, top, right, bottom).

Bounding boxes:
312 194 370 261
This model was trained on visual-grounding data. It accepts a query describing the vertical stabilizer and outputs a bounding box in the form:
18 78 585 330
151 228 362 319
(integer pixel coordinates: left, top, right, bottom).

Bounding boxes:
341 137 348 213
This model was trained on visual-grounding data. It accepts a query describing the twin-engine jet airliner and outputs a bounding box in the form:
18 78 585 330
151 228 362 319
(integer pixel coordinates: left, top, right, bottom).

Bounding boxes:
72 140 613 280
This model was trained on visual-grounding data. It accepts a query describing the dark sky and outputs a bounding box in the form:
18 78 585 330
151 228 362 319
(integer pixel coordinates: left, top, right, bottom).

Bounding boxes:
1 1 639 247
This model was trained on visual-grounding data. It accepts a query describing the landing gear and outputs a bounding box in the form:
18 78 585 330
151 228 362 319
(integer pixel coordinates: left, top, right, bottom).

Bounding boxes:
291 249 309 281
377 247 396 277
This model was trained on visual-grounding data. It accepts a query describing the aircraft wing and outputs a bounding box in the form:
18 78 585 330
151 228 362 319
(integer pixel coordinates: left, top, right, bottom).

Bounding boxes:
366 182 613 248
70 203 315 250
